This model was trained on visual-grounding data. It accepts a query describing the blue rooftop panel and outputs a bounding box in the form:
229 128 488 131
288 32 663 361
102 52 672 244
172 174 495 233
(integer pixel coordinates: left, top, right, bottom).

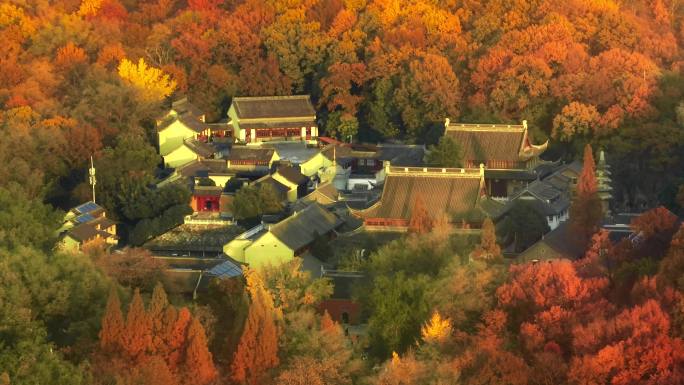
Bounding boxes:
206 260 242 279
74 213 95 224
74 201 99 214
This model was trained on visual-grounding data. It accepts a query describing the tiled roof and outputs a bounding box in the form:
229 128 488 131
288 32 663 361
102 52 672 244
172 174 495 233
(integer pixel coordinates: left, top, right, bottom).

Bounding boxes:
178 160 231 178
232 95 316 120
445 124 525 163
184 139 216 158
276 165 308 186
357 167 485 220
323 270 364 299
315 182 339 202
544 173 572 191
193 186 223 197
227 146 275 162
499 179 571 217
564 160 583 175
261 142 319 164
67 223 115 242
444 122 547 164
321 144 352 161
300 182 339 206
319 143 425 167
514 196 569 217
479 198 507 219
172 97 204 118
517 222 584 262
269 203 341 251
91 216 116 230
484 169 538 180
157 114 209 133
179 115 210 133
253 175 290 197
526 180 564 201
67 223 99 241
376 144 426 166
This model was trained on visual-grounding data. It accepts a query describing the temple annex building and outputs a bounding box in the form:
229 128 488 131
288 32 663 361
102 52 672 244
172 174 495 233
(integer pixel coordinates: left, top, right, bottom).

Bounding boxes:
352 119 550 231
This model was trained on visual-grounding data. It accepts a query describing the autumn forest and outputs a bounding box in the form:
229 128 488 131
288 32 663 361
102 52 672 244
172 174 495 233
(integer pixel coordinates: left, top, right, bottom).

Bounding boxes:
2 0 684 384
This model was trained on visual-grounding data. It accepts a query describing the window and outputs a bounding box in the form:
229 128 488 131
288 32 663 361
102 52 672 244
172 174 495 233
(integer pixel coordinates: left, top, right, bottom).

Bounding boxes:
367 159 376 166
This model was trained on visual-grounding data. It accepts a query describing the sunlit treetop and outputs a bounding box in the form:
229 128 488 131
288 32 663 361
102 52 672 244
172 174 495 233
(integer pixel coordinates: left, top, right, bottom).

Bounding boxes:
117 58 177 101
420 310 452 344
0 3 36 37
77 0 103 17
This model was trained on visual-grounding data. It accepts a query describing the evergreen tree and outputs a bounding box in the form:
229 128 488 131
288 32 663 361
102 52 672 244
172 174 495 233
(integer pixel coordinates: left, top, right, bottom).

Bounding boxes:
121 288 152 361
183 318 218 385
231 268 280 385
500 200 550 252
99 288 124 352
570 144 603 249
425 136 463 168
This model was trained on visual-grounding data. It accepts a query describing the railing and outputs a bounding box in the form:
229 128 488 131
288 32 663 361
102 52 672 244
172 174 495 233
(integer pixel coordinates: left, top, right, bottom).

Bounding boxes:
364 218 409 227
491 196 510 202
183 215 233 225
465 160 528 169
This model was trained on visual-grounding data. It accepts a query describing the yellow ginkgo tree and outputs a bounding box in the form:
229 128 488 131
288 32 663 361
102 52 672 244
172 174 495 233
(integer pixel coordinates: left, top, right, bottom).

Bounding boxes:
420 310 452 344
77 0 102 17
117 58 177 102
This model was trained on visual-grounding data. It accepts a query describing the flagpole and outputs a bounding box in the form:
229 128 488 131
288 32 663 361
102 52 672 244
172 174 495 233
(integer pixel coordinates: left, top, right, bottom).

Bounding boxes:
89 156 97 203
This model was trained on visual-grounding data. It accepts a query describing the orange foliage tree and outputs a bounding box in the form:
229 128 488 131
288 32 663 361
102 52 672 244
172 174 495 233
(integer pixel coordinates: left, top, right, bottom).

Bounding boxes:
497 259 610 354
95 248 167 291
77 0 103 17
55 42 88 70
121 288 153 361
231 268 280 385
552 102 601 141
93 284 217 384
409 196 432 234
630 206 678 239
569 300 684 385
183 318 218 385
99 288 124 352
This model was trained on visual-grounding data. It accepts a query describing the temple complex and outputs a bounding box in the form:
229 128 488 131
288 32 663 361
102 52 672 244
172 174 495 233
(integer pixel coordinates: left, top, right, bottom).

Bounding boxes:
352 165 489 230
227 95 318 143
443 119 548 199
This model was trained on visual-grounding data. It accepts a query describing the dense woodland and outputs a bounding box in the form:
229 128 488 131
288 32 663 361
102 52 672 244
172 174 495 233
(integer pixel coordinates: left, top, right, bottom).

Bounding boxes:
2 0 684 384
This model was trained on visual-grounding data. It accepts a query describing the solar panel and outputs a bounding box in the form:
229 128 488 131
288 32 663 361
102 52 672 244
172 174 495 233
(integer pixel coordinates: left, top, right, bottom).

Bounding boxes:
75 201 99 214
207 260 242 279
74 213 95 224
